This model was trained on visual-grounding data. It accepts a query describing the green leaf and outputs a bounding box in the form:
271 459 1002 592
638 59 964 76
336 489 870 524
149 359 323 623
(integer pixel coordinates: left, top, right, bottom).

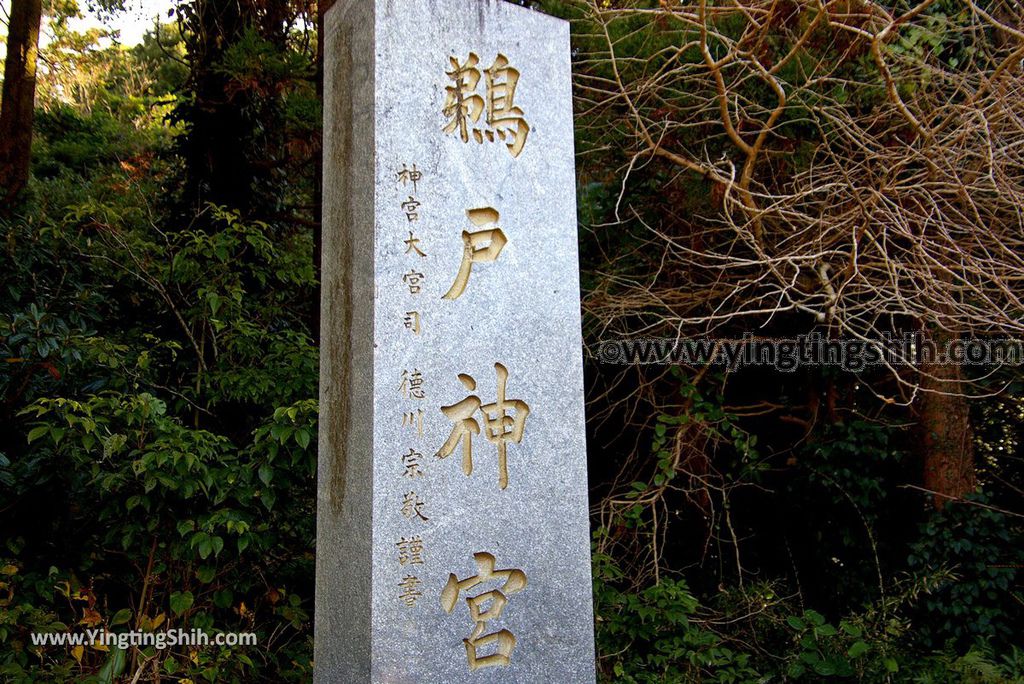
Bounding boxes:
111 608 133 626
814 623 837 637
207 293 221 316
97 647 128 684
196 566 216 583
213 589 233 609
812 660 835 676
259 464 273 486
840 622 862 638
804 610 826 626
270 425 293 442
169 591 194 616
847 641 870 658
27 426 49 444
294 429 311 450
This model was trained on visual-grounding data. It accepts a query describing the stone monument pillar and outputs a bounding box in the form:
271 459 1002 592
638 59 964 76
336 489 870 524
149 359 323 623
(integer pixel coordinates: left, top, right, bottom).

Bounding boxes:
317 1 595 680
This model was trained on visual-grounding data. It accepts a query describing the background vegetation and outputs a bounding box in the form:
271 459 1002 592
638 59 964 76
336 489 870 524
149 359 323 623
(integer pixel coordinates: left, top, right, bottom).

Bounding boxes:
1 0 1021 681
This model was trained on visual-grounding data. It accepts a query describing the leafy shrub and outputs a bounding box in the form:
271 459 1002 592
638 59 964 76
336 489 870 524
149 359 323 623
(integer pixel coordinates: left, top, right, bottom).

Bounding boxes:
908 493 1022 650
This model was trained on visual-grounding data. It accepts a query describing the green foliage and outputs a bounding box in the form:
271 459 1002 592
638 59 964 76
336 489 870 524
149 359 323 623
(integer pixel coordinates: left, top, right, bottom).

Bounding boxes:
783 419 908 607
912 643 1024 684
33 106 164 178
598 546 903 682
214 27 313 95
782 608 904 681
907 494 1023 649
1 37 317 675
131 24 189 96
593 545 764 683
592 364 1023 682
595 526 1023 683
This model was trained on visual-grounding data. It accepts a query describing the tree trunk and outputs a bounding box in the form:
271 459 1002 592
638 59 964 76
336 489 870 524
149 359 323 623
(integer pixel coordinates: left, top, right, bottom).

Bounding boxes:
178 0 294 218
0 0 43 208
917 326 977 508
179 0 250 212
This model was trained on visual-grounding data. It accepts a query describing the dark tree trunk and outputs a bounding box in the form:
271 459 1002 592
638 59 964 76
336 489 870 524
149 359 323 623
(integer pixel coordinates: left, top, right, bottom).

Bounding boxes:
179 0 251 212
916 326 977 508
177 0 295 217
0 0 43 208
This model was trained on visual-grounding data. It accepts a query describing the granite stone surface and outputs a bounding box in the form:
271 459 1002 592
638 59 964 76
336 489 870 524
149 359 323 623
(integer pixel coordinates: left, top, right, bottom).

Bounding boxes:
316 1 595 681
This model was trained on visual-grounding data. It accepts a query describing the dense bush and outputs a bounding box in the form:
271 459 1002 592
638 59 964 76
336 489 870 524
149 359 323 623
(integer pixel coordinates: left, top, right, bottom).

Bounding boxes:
2 60 317 676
